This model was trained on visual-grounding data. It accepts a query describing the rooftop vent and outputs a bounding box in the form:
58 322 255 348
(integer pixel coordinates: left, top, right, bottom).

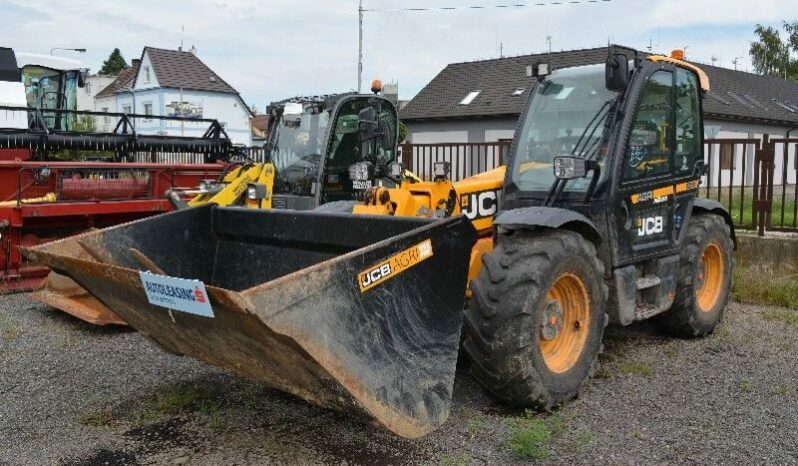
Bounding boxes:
512 88 525 96
209 75 217 82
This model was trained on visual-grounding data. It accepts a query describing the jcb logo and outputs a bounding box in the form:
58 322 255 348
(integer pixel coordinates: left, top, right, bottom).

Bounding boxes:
358 240 434 292
461 189 501 220
361 263 392 289
637 216 664 237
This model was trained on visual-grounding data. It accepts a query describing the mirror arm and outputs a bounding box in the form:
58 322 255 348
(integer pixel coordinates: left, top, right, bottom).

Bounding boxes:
582 163 601 203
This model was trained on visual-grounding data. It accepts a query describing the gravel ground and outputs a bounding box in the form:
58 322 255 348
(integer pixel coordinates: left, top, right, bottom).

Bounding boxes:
1 294 797 466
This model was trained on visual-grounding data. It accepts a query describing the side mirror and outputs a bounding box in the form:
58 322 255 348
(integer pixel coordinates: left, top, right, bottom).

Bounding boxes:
605 52 629 92
553 156 588 179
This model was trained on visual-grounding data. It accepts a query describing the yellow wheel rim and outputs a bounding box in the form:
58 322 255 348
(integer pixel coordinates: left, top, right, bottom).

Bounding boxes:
696 243 724 313
540 273 591 374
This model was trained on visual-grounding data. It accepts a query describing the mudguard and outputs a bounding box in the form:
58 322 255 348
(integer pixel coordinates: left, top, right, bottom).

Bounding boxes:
692 198 737 247
494 206 602 246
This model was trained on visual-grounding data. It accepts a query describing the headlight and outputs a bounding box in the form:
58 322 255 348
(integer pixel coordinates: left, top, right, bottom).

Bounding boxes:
433 161 451 180
349 162 375 182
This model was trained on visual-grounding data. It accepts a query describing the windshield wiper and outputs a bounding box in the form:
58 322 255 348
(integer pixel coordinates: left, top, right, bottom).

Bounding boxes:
571 100 612 158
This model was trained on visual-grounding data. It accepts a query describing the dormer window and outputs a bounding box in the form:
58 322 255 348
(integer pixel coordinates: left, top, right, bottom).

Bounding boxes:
144 66 151 84
459 90 481 105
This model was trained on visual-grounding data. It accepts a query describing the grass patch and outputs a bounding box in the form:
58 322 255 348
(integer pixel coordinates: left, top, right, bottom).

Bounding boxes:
732 268 798 309
154 388 198 414
506 410 552 460
703 188 797 228
466 414 484 439
763 309 798 327
440 452 470 466
739 379 752 393
124 385 223 424
617 361 655 376
77 410 114 427
1 314 18 342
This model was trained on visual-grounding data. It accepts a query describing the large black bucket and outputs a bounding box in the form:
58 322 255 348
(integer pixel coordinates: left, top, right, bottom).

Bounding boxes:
23 205 476 438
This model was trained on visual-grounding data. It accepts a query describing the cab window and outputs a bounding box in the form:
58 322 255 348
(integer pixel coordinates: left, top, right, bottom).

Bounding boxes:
674 68 701 176
624 70 673 182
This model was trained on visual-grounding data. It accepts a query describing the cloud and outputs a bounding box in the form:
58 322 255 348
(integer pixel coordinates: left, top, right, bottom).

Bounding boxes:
3 0 798 108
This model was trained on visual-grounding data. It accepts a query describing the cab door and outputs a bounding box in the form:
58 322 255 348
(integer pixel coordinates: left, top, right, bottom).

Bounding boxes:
612 65 680 265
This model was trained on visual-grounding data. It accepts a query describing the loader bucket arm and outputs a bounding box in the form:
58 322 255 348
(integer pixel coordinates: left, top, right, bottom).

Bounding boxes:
23 206 477 438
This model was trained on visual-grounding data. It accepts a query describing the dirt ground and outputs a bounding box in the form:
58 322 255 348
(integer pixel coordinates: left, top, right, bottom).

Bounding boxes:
1 294 797 466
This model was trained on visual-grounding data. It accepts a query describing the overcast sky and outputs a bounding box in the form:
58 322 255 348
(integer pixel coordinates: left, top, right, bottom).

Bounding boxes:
4 0 798 110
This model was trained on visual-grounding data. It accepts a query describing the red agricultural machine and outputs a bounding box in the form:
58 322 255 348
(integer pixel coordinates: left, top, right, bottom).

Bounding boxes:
0 47 233 323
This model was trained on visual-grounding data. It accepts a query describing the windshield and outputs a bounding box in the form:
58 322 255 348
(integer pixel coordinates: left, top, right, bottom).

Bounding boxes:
511 64 620 193
270 97 397 197
270 104 331 196
21 65 79 130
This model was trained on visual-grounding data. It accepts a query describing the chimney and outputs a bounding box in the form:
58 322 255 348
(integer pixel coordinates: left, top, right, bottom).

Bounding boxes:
190 45 197 56
132 58 141 69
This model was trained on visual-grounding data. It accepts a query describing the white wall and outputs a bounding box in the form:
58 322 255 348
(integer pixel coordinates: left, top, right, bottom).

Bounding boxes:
76 75 116 111
133 52 160 90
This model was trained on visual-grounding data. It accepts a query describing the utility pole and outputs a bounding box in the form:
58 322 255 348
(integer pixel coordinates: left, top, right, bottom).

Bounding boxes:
358 0 363 93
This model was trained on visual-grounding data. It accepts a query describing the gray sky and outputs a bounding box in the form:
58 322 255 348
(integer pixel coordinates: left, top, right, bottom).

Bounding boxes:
4 0 798 110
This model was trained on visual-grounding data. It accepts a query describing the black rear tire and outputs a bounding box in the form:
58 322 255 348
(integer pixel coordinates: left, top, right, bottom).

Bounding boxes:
657 214 733 337
463 230 608 409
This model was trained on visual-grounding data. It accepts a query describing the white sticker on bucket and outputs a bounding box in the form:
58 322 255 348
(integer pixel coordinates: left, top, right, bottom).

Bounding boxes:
138 271 214 318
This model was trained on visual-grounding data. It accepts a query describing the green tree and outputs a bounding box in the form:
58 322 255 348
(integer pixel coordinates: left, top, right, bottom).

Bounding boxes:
99 48 128 75
398 121 407 143
750 22 798 80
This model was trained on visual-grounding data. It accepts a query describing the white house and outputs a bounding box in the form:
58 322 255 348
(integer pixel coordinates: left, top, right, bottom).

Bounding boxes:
94 46 252 146
76 74 116 111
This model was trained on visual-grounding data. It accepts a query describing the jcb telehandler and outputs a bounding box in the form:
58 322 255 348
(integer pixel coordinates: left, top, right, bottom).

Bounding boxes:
25 48 734 437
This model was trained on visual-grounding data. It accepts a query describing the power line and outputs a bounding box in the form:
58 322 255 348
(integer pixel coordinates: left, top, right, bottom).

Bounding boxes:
357 0 614 91
363 0 612 13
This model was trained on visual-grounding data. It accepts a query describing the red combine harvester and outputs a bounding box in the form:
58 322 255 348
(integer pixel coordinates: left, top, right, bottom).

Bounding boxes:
0 47 231 323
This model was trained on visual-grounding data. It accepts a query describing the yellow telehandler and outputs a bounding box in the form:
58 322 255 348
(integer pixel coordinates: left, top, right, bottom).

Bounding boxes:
25 49 734 436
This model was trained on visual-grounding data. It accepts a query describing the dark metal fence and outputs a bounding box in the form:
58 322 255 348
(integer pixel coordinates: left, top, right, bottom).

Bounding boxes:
401 138 798 236
399 142 510 181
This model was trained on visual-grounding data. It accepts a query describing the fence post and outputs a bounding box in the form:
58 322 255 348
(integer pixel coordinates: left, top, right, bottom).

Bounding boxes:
753 134 775 236
401 143 413 171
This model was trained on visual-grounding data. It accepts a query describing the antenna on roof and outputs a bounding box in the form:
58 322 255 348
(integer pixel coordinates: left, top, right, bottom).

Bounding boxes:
711 56 718 66
180 24 184 52
732 57 742 71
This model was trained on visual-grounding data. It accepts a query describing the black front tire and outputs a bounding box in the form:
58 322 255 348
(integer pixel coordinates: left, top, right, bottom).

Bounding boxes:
463 230 608 410
657 214 733 337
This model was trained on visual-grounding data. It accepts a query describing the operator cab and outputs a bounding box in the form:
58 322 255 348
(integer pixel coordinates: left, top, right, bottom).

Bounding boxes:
16 53 85 131
502 48 707 266
265 92 398 210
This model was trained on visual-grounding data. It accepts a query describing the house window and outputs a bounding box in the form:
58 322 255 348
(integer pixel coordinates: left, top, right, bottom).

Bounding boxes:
122 105 131 114
459 90 481 105
143 66 151 84
512 88 525 96
144 103 153 116
102 107 110 124
85 82 91 95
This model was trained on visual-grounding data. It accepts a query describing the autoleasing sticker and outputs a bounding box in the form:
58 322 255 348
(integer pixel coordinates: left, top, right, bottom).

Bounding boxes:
139 270 214 318
358 239 434 293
